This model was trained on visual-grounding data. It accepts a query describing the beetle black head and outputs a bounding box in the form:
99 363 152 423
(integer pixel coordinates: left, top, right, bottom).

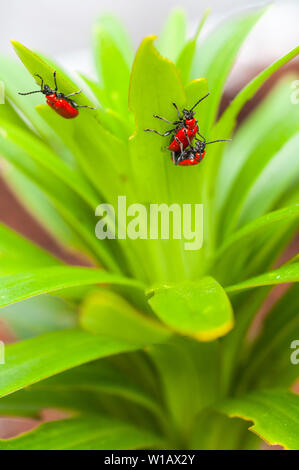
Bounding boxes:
182 108 195 120
18 73 55 97
42 84 54 96
194 139 206 153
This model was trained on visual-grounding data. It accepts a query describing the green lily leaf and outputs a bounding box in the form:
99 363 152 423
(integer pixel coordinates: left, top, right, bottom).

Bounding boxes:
237 132 299 227
3 166 84 251
212 205 299 285
149 338 220 435
80 290 171 346
0 296 76 340
0 266 145 309
0 101 27 129
0 416 161 450
216 79 299 236
177 9 210 84
218 389 299 450
238 285 299 391
38 361 161 414
95 13 134 66
226 260 299 293
0 223 59 274
0 389 104 418
156 8 187 63
0 328 138 398
12 41 94 107
128 36 190 284
93 13 133 115
0 126 116 268
191 409 261 450
191 7 266 134
0 120 99 209
0 56 65 147
147 277 234 341
129 36 185 203
215 44 299 139
10 42 131 206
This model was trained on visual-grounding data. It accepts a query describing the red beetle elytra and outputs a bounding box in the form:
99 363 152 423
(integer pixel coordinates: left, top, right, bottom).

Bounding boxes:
144 93 210 156
174 136 232 166
19 71 96 119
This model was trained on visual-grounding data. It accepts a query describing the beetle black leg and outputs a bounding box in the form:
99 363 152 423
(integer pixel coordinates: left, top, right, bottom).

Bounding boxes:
144 128 175 137
34 74 44 90
175 136 184 154
196 132 206 142
183 128 192 147
175 151 185 165
76 105 97 109
153 115 179 125
174 137 184 165
66 90 82 98
172 102 181 120
53 71 58 92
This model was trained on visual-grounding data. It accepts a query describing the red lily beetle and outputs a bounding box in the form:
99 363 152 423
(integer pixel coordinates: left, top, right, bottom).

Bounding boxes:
144 93 210 153
19 71 96 119
174 136 231 166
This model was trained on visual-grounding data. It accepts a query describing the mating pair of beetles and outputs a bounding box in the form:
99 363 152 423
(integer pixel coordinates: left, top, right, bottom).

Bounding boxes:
145 93 231 166
19 72 230 167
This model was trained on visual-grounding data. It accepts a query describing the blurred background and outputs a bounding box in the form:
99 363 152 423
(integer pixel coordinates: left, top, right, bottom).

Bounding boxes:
1 0 299 89
0 0 298 442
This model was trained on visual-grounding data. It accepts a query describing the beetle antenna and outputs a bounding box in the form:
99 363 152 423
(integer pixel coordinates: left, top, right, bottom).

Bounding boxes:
53 71 58 92
18 90 43 96
206 139 232 145
190 93 210 111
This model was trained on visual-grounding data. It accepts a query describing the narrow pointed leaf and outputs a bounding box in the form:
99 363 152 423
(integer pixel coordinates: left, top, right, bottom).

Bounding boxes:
156 8 187 63
12 41 94 108
0 416 161 450
238 285 299 390
0 223 59 274
216 79 299 233
129 36 185 202
212 205 299 285
226 261 299 293
191 8 266 133
93 15 132 115
177 9 210 84
0 389 104 417
215 44 299 138
33 360 163 418
0 267 145 309
0 128 117 268
0 328 138 398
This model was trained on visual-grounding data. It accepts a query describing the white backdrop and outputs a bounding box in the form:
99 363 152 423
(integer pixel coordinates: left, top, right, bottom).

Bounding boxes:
0 0 298 54
0 0 298 87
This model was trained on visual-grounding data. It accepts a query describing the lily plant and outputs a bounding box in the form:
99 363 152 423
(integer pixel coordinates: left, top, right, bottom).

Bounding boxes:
0 6 298 450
